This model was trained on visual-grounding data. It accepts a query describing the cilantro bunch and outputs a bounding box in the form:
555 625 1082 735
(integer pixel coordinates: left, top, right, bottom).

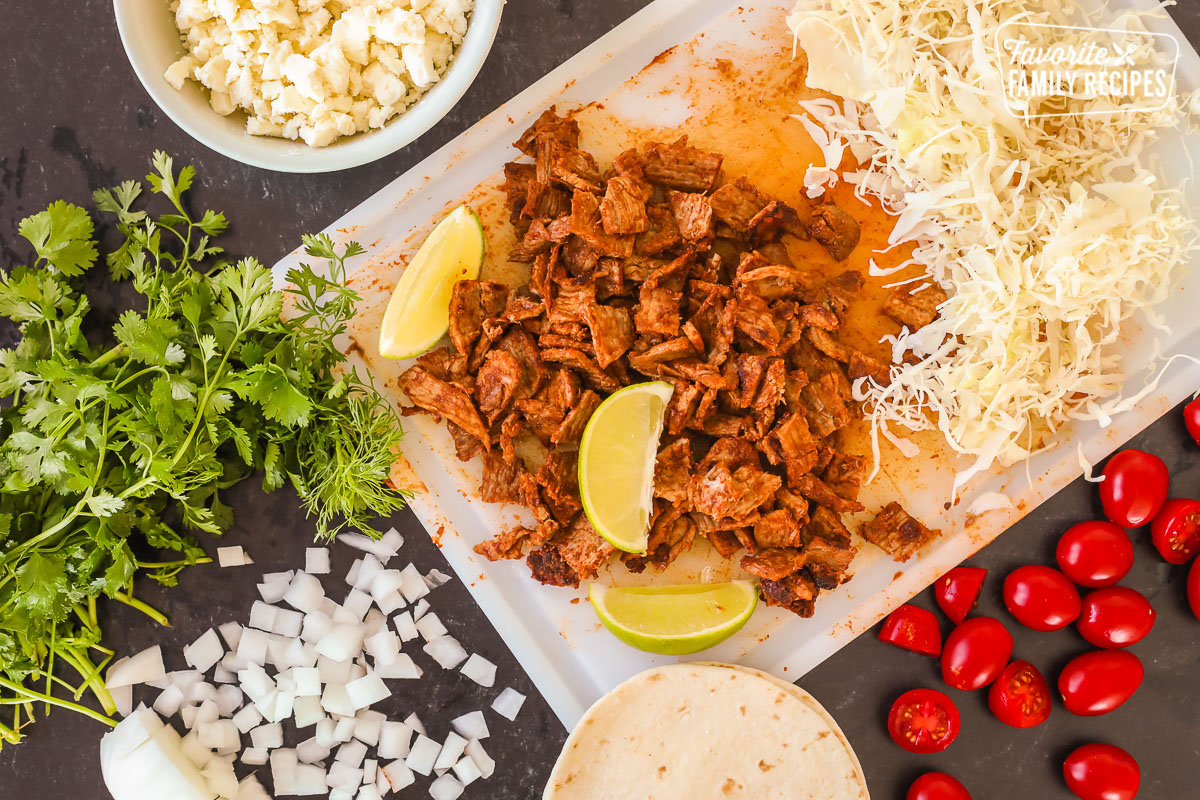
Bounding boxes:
0 153 407 743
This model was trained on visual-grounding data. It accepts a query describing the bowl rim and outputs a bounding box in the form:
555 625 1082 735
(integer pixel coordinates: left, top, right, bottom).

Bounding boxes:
112 0 503 174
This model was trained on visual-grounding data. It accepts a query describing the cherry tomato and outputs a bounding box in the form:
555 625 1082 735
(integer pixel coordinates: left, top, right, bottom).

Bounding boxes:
1063 743 1140 800
1149 497 1200 565
1099 449 1168 528
887 688 961 754
1189 557 1200 621
987 660 1051 728
1058 650 1143 716
907 772 972 800
879 604 942 657
1077 587 1156 649
934 567 987 624
1056 521 1134 588
1185 397 1200 447
940 617 1013 691
1003 565 1081 632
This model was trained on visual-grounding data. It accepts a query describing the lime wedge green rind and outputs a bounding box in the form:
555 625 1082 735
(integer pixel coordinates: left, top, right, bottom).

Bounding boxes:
589 581 758 655
379 204 485 360
578 381 674 554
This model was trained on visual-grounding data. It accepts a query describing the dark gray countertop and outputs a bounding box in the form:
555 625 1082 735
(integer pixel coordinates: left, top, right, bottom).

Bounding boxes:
2 1 1199 798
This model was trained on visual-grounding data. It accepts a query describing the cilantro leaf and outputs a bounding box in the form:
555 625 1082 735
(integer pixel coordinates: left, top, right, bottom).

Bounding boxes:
17 201 98 276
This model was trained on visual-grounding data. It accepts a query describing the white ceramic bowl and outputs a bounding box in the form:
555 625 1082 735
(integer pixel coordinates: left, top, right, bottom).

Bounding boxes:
113 0 503 173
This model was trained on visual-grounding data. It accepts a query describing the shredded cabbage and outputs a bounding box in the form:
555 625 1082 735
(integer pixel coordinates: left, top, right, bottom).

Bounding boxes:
788 0 1196 492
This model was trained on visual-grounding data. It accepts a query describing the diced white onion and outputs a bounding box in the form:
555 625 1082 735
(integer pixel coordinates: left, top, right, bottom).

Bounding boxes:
106 646 166 689
414 613 447 642
453 755 482 786
491 688 526 721
240 747 269 766
217 545 251 567
353 709 386 747
459 654 496 688
305 547 331 575
404 734 440 776
423 637 468 670
250 722 283 750
433 732 467 773
377 721 412 760
429 773 465 800
451 711 489 741
381 760 415 792
297 736 332 765
232 704 262 734
393 611 419 642
336 739 369 769
283 571 326 613
464 738 494 779
346 672 390 710
397 565 430 603
424 569 453 589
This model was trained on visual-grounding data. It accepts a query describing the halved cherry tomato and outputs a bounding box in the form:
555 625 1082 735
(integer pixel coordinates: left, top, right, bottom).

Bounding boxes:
1058 650 1143 716
1077 587 1156 649
1149 497 1200 565
934 567 987 624
987 660 1051 728
1003 565 1081 632
887 688 961 754
940 616 1013 691
1056 521 1134 588
1063 743 1140 800
1185 397 1200 447
1099 449 1168 528
1189 557 1200 621
879 604 942 657
907 772 972 800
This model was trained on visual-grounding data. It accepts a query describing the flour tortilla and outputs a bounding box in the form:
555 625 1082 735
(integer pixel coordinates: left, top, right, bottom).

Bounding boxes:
544 663 869 800
692 661 867 789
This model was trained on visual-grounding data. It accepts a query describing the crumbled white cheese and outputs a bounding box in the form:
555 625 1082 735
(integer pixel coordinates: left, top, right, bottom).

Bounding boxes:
165 0 475 147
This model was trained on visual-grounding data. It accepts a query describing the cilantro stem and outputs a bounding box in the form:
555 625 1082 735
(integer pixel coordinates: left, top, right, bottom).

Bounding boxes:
0 677 116 728
112 592 170 627
55 646 117 714
90 343 126 370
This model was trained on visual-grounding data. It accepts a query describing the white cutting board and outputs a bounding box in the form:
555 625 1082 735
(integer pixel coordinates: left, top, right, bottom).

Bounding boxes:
273 0 1200 728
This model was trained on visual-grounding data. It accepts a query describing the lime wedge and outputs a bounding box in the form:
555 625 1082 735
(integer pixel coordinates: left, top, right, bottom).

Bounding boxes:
589 581 758 655
379 205 485 360
578 381 674 553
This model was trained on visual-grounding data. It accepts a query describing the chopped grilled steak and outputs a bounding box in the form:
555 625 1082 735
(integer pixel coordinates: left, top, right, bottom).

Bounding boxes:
550 141 604 193
430 113 927 617
635 286 682 337
741 547 807 581
753 508 802 549
600 176 650 235
669 191 715 241
479 452 524 504
809 203 861 261
883 283 949 330
759 573 818 617
581 303 635 369
569 190 634 257
748 200 805 247
552 516 616 580
514 107 580 156
474 525 531 561
643 139 724 192
447 420 484 462
399 365 490 448
848 350 892 387
551 389 601 447
799 372 852 438
802 534 857 590
860 502 941 562
708 177 770 231
527 545 579 587
636 205 684 255
793 473 865 514
654 438 693 506
822 452 866 503
522 181 570 220
807 327 851 363
474 349 522 425
448 280 509 356
540 347 622 393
